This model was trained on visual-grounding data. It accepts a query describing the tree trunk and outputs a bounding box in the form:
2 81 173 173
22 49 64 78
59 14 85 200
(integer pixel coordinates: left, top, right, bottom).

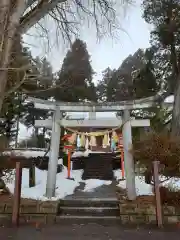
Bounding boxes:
171 74 180 136
0 0 26 113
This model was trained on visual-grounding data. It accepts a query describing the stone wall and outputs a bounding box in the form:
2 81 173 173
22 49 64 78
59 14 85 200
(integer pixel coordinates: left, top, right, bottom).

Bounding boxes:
119 200 180 225
0 201 59 225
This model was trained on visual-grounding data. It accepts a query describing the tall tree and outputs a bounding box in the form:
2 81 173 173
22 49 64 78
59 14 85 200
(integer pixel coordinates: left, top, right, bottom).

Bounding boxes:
97 68 114 102
54 39 97 102
142 0 180 135
22 56 53 145
0 34 33 145
97 48 159 102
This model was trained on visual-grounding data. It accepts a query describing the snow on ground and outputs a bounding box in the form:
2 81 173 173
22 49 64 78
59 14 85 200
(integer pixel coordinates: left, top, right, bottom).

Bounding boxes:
5 166 180 201
114 169 153 196
5 167 83 201
161 177 180 191
164 95 174 103
4 166 112 201
114 169 180 196
3 149 180 200
18 123 33 142
82 179 112 192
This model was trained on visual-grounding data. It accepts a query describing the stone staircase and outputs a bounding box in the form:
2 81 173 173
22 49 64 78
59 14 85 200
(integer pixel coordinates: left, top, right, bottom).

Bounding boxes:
82 153 115 180
56 198 120 224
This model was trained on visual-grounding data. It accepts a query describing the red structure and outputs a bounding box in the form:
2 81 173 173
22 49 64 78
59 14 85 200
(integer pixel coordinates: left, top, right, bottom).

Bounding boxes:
64 145 74 179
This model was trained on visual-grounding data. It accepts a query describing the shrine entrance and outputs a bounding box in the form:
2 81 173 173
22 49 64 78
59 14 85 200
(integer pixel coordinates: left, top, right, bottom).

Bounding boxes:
28 96 154 200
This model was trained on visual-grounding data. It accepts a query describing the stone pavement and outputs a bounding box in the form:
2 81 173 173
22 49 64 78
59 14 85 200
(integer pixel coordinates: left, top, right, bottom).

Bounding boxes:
1 224 180 240
64 180 117 200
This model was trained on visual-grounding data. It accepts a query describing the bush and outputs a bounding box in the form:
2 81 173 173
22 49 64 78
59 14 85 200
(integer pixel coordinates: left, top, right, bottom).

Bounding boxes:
132 131 180 178
159 187 180 206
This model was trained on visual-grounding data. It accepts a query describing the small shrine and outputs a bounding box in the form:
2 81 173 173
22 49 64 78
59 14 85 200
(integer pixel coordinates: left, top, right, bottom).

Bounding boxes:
62 126 124 180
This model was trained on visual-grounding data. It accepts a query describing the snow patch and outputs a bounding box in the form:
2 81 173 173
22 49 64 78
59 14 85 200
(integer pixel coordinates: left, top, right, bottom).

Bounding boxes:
18 123 33 142
114 169 153 196
114 169 180 196
82 179 112 192
164 95 174 103
5 167 83 201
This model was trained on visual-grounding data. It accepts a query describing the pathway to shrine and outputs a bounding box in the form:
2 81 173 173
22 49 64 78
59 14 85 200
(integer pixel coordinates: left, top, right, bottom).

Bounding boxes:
65 181 117 200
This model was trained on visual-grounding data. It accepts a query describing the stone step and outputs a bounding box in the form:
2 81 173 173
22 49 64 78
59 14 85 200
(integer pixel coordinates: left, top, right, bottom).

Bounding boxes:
59 206 119 216
55 215 121 225
59 199 118 208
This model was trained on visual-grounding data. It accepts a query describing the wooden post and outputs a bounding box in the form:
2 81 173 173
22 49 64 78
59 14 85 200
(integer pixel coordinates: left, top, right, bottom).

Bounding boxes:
12 162 22 226
29 164 35 187
153 161 163 228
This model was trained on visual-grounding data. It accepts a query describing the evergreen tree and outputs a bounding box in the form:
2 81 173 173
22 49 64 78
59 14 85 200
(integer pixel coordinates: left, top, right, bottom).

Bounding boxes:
54 38 97 102
142 0 180 135
97 48 159 102
0 35 32 145
0 33 54 147
22 56 53 147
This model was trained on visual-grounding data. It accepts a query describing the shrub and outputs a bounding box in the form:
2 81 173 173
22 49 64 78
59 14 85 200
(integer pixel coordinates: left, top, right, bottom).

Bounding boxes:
159 187 180 206
132 131 180 178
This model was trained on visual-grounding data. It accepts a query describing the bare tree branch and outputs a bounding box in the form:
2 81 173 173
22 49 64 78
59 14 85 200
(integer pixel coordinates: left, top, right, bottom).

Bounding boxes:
20 0 67 33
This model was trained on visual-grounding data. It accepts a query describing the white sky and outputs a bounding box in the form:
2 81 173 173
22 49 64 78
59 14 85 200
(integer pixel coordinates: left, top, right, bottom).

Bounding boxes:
23 0 151 84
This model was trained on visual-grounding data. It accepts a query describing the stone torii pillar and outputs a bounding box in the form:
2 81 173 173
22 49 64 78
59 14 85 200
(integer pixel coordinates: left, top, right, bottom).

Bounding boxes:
46 107 62 198
122 110 136 200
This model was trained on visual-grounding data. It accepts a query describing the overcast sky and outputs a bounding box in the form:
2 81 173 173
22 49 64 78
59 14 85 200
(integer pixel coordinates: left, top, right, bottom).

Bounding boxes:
23 0 151 84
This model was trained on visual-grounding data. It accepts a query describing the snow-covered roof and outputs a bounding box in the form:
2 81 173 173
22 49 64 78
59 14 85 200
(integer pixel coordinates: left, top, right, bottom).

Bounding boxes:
2 149 48 158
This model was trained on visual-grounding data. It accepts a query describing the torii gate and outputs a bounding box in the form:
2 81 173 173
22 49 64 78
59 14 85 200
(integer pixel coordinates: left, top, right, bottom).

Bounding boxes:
28 96 155 200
